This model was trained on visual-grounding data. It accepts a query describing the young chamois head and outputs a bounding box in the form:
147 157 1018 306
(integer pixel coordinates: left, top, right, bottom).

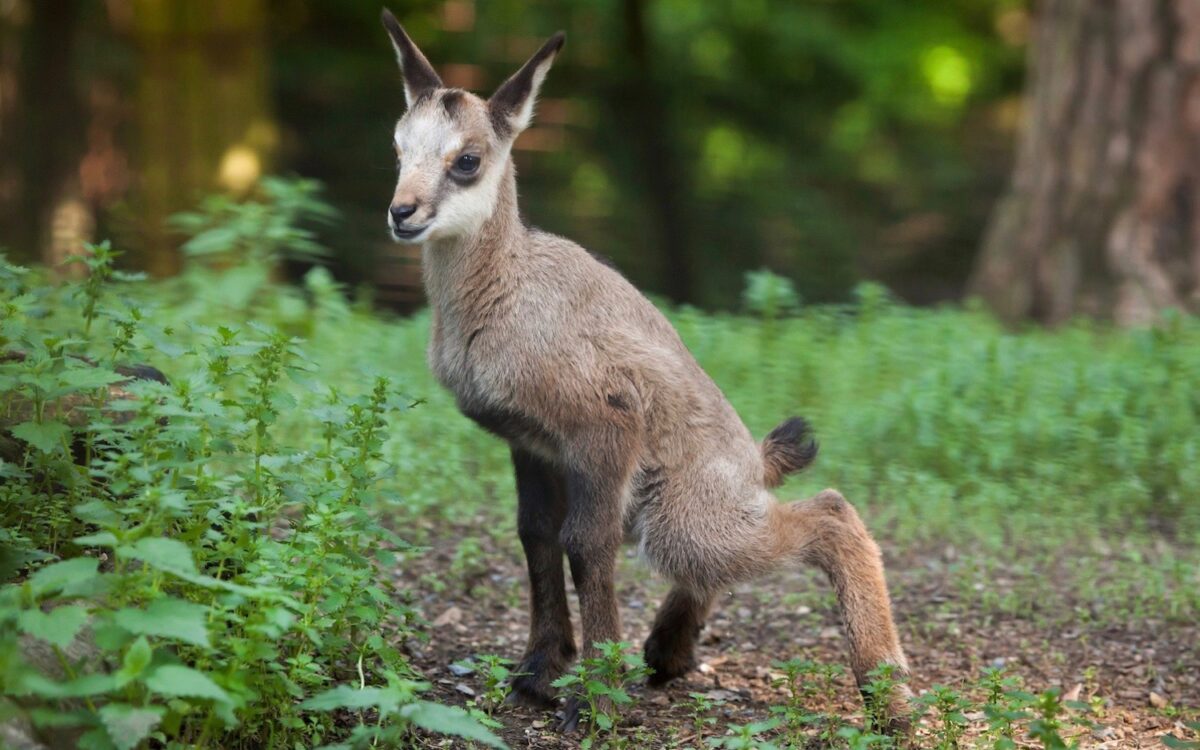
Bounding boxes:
381 9 564 244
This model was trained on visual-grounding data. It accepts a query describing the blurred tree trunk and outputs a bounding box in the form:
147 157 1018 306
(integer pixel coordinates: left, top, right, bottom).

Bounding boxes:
620 0 693 302
971 0 1200 325
0 0 86 265
127 0 273 276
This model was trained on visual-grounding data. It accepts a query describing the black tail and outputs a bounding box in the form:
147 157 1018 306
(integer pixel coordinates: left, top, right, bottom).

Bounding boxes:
761 417 818 488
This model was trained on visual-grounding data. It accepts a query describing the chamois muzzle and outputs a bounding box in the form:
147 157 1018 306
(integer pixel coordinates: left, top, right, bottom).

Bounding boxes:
388 203 429 241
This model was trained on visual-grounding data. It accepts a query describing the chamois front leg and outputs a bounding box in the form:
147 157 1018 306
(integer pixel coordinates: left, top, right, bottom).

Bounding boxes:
775 489 913 732
507 449 576 708
557 454 629 732
644 585 714 686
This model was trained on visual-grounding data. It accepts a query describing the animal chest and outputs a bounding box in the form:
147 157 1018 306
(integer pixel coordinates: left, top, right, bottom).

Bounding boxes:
430 326 558 456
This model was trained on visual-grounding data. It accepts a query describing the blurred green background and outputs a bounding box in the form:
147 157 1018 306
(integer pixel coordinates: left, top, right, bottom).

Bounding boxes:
0 0 1028 310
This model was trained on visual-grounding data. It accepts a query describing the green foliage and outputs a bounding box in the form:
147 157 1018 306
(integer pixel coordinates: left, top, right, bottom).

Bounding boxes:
706 718 782 750
914 683 971 749
0 248 500 748
769 658 846 745
742 269 801 320
551 641 650 748
687 691 725 744
453 654 516 717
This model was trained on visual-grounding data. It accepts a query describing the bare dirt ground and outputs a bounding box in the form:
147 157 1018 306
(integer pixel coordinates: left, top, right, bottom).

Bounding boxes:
399 522 1199 749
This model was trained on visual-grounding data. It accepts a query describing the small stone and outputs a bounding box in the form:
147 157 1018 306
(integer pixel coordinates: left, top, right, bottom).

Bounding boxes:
1149 691 1169 708
432 606 463 627
448 662 475 677
795 605 812 616
1092 726 1116 740
704 688 743 702
699 662 714 674
455 683 475 697
819 626 841 640
531 721 547 729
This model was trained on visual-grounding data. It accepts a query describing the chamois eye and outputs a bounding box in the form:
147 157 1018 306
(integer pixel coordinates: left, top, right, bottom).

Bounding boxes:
455 154 480 174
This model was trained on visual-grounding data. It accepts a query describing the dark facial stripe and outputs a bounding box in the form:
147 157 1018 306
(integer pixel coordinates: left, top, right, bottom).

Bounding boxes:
441 89 464 116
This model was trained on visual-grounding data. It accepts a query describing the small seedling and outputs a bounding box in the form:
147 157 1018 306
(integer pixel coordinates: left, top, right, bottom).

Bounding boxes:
706 718 782 750
552 641 651 748
915 684 971 750
687 691 725 744
474 654 516 716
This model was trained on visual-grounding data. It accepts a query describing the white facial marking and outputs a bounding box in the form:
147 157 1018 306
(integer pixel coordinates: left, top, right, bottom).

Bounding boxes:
388 95 506 244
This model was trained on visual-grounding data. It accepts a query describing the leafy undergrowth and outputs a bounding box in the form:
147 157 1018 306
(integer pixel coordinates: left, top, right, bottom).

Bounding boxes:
1 180 1198 748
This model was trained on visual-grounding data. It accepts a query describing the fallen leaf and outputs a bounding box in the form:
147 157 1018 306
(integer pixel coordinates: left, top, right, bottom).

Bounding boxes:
432 606 462 627
1064 683 1082 702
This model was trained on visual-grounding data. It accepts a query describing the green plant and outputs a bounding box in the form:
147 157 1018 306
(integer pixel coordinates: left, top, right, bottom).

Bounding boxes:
1026 689 1075 750
0 246 499 748
686 691 724 745
979 668 1032 748
706 718 781 750
835 725 894 750
860 664 902 735
458 654 516 717
551 641 650 749
915 684 971 749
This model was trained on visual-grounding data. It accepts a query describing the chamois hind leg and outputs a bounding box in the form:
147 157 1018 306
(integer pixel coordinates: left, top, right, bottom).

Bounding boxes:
507 449 576 708
774 489 913 730
643 585 714 686
557 437 636 732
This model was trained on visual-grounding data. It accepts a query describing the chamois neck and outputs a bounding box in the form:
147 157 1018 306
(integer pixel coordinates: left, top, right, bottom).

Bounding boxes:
421 158 524 317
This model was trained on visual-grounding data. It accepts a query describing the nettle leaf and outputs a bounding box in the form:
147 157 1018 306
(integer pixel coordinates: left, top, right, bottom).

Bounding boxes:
116 636 153 684
114 597 211 648
75 532 119 548
99 703 164 750
58 367 126 391
401 701 507 748
28 557 99 597
11 420 71 453
77 727 119 750
121 537 197 576
144 664 231 704
300 685 400 715
74 500 121 527
17 670 120 699
18 604 89 649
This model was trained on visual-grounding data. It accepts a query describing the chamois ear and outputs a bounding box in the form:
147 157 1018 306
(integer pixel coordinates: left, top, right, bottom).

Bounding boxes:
381 8 443 108
488 32 565 138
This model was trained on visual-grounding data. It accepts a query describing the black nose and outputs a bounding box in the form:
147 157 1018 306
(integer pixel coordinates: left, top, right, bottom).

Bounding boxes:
390 204 417 224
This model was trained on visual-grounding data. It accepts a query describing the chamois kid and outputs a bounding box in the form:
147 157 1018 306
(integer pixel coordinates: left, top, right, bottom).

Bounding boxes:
380 10 913 731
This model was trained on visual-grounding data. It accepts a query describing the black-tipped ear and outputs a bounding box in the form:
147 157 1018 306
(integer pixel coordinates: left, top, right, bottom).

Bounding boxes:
381 9 443 108
488 31 565 138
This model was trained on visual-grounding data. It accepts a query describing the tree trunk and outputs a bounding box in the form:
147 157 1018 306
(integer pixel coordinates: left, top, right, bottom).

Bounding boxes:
127 0 273 276
619 0 694 302
0 0 86 266
970 0 1200 325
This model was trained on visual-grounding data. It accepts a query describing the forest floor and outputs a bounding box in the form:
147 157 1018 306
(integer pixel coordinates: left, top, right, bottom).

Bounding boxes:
401 520 1199 749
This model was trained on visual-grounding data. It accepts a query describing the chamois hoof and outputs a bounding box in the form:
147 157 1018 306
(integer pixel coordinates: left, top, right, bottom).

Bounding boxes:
557 696 584 733
643 634 696 687
506 674 559 710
